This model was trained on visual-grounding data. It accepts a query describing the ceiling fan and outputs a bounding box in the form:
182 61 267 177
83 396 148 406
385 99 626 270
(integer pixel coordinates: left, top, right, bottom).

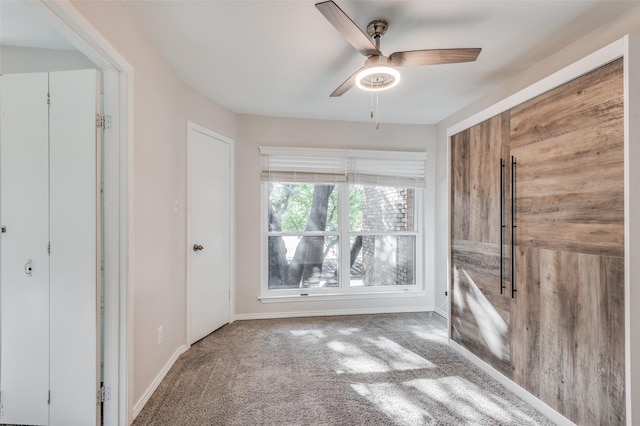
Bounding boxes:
315 1 482 97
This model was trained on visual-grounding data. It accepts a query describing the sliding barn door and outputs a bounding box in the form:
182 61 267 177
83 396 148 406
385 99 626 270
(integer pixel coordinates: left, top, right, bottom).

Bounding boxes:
0 69 99 426
510 58 625 424
450 113 512 377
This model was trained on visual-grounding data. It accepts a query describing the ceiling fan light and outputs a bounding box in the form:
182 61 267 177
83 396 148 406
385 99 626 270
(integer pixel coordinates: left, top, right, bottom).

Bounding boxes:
355 66 400 92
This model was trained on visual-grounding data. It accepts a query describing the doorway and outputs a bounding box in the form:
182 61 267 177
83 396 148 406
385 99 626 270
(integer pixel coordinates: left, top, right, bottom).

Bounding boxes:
187 122 234 345
1 1 135 424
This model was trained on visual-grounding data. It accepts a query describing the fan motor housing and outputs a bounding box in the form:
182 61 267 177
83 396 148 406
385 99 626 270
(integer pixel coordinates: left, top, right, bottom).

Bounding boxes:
367 20 388 39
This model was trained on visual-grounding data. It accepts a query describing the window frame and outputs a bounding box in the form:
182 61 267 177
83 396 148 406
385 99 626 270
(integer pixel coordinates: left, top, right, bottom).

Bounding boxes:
260 181 424 300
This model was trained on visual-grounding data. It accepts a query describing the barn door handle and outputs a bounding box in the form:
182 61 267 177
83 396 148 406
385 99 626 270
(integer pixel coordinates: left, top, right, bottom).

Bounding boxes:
500 159 505 295
511 156 517 298
193 244 204 252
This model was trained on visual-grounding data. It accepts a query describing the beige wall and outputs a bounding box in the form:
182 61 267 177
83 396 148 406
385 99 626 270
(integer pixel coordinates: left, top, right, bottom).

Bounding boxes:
235 114 436 317
433 4 640 315
70 0 236 414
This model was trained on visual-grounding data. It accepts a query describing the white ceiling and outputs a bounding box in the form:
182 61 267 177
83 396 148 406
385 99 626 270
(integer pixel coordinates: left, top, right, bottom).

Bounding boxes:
0 0 76 50
125 0 639 125
2 1 638 124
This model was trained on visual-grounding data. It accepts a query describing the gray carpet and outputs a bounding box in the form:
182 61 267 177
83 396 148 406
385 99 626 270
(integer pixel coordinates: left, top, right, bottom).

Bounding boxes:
133 312 553 426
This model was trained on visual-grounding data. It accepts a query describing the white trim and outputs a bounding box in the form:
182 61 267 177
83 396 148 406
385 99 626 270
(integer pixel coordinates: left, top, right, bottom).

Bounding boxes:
235 306 433 321
132 344 188 419
186 121 235 346
27 1 135 424
449 341 575 426
446 116 453 342
624 34 640 426
433 306 448 319
101 69 119 426
259 290 428 303
447 34 638 424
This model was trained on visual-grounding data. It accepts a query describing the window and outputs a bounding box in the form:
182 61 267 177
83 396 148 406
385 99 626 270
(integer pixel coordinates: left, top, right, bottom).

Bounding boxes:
261 147 426 298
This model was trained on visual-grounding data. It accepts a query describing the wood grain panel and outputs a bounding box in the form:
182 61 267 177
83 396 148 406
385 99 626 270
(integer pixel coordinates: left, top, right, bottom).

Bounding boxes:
511 59 624 258
509 58 625 425
510 59 623 148
510 246 540 395
451 243 511 377
513 249 625 425
468 116 503 244
516 222 623 257
451 130 470 242
451 113 511 378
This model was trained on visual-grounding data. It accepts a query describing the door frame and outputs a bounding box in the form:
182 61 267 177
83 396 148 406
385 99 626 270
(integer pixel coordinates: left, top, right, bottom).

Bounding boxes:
26 1 134 423
186 121 235 347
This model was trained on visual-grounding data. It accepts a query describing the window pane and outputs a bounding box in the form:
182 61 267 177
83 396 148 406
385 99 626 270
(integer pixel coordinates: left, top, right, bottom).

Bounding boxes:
268 236 339 289
349 185 414 232
268 183 338 232
349 235 415 286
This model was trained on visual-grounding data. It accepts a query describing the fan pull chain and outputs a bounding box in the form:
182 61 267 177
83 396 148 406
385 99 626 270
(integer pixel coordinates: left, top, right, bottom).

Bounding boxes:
376 82 380 130
376 90 379 130
370 89 373 119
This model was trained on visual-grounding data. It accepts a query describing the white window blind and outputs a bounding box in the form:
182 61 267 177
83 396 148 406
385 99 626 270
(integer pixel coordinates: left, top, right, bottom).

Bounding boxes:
260 147 427 188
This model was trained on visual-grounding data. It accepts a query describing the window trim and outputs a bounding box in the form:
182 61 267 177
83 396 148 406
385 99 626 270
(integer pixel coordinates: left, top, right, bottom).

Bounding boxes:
260 181 425 300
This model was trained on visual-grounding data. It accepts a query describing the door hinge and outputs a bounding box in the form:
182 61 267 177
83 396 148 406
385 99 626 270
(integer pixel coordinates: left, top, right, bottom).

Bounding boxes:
47 93 50 105
48 390 51 405
96 113 111 130
97 385 109 404
48 242 51 255
1 226 6 233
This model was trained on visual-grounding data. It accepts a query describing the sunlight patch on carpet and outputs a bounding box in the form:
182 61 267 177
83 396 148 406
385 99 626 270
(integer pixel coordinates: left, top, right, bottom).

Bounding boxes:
363 336 435 370
406 376 537 425
289 329 326 344
406 324 448 343
328 337 434 374
351 382 435 426
327 340 390 373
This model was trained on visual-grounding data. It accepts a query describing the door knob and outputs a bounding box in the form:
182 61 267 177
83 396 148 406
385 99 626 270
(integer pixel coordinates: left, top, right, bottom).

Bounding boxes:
193 244 204 252
25 259 33 277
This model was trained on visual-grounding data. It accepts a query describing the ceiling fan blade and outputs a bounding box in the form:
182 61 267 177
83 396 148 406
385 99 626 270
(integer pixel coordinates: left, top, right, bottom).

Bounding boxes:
330 67 364 97
315 1 380 57
389 48 481 67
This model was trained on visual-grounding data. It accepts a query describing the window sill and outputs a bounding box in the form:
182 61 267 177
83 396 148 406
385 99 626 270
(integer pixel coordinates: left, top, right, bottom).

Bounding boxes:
258 290 428 304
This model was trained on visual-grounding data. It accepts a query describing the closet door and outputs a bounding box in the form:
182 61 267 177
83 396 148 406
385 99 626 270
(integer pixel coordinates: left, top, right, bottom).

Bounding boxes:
49 69 99 425
510 58 625 425
0 69 99 426
450 113 512 377
0 73 51 425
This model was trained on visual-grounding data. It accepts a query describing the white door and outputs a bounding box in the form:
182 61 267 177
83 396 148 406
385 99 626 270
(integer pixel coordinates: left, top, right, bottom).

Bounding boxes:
0 70 98 426
48 69 99 426
187 124 232 345
0 72 51 426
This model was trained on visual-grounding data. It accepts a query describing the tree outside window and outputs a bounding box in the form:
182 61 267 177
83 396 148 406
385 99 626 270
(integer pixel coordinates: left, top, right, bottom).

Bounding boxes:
267 182 416 290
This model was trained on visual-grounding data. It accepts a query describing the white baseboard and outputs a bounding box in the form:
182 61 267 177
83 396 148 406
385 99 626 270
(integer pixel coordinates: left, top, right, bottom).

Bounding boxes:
234 306 434 321
433 306 448 319
132 344 188 420
449 340 575 426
